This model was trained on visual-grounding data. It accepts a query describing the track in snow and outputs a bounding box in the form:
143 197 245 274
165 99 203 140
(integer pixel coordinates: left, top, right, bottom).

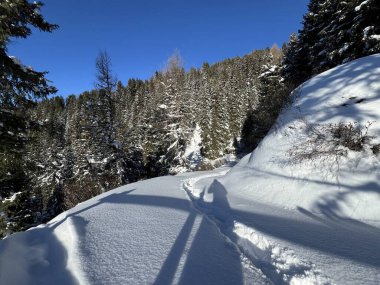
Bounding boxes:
181 170 333 285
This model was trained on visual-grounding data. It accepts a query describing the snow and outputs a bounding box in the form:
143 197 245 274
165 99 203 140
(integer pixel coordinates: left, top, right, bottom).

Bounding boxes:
0 176 269 285
355 0 369 11
363 26 378 41
183 123 203 170
211 54 380 283
224 54 380 221
370 35 380 41
2 192 22 203
338 43 350 55
1 54 380 284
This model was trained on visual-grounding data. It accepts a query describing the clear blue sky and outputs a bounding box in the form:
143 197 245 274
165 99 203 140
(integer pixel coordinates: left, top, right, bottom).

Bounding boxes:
9 0 309 97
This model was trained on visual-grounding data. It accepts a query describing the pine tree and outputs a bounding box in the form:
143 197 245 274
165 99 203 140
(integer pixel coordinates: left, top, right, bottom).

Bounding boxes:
2 44 300 236
283 0 380 86
241 48 287 152
0 0 58 106
95 50 117 95
0 0 57 237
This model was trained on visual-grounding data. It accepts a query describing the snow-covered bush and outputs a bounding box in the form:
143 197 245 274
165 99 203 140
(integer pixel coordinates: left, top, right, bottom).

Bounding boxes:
332 122 373 151
289 121 376 162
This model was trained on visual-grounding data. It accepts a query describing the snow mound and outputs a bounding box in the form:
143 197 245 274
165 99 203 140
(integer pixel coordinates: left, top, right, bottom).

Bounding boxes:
226 53 380 222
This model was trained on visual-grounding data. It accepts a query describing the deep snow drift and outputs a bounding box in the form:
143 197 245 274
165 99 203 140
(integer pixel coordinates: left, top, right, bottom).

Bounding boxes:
1 54 380 285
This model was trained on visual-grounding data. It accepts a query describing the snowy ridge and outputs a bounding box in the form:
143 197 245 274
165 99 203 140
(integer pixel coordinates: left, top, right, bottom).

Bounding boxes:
181 173 332 285
49 213 89 285
217 54 380 284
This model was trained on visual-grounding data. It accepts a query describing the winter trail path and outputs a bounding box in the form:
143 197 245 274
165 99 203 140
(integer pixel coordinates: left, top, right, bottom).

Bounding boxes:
182 167 380 285
1 167 379 285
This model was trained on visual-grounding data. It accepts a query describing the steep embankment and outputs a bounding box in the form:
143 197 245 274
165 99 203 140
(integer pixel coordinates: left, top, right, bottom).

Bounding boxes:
226 53 380 222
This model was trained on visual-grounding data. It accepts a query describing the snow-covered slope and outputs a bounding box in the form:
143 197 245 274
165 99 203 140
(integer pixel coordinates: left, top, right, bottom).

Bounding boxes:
1 54 380 285
226 53 380 221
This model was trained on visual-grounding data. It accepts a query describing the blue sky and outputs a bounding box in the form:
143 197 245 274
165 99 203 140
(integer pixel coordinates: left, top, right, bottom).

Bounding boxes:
9 0 309 97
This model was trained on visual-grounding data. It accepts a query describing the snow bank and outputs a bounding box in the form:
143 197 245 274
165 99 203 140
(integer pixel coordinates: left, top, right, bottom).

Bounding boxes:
225 53 380 222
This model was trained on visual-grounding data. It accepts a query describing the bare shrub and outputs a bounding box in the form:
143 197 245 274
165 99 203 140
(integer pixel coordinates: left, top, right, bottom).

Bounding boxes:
63 177 101 210
196 162 214 171
372 144 380 156
332 122 373 151
289 121 375 162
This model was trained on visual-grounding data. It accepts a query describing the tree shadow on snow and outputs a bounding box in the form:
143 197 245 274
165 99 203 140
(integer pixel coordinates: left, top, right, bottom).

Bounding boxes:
227 166 380 267
56 185 245 285
282 56 380 128
0 222 79 285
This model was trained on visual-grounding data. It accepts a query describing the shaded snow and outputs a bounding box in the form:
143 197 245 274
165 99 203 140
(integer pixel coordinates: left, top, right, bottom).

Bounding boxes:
226 54 380 221
215 54 380 284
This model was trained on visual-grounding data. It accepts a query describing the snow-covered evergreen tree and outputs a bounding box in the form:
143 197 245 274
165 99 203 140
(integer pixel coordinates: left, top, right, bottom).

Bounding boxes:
283 0 380 86
0 0 58 237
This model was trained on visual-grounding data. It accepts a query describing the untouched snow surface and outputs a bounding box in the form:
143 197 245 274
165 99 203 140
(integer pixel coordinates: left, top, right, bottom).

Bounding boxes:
1 54 380 284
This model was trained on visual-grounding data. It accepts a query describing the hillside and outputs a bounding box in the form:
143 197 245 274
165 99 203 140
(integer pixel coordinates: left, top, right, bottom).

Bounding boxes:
1 54 380 285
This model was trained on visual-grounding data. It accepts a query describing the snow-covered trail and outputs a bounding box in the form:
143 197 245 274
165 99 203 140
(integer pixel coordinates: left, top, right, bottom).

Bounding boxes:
1 167 379 285
73 175 269 285
182 168 380 285
0 174 270 285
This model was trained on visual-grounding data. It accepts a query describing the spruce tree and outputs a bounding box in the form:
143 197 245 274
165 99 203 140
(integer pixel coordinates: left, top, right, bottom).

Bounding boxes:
0 0 58 106
283 0 380 86
0 0 58 237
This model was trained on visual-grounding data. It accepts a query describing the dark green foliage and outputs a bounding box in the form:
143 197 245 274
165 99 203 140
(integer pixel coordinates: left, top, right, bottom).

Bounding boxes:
24 97 66 220
1 190 42 234
0 0 57 237
240 109 259 151
0 0 58 106
0 107 41 238
283 0 380 87
241 47 289 153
